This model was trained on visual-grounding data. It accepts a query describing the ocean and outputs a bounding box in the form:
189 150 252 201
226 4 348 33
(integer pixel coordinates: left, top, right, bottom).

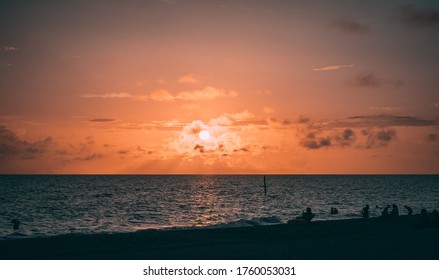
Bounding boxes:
1 175 438 239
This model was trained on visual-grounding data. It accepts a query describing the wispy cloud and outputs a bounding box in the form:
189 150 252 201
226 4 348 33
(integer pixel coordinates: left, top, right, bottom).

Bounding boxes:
89 118 116 123
0 61 13 67
313 64 354 71
0 45 19 52
176 86 237 101
345 114 437 127
149 90 174 102
330 17 370 34
350 72 403 88
177 74 199 84
393 4 439 28
351 72 383 87
263 107 274 113
368 106 401 111
81 87 237 102
426 133 437 142
74 153 104 161
81 92 134 99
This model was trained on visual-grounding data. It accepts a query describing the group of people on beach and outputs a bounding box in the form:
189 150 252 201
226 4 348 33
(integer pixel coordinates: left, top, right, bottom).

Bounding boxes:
361 204 403 218
360 204 439 227
292 204 439 227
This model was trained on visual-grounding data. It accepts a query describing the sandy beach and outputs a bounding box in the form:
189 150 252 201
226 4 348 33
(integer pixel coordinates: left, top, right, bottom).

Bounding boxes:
0 215 438 260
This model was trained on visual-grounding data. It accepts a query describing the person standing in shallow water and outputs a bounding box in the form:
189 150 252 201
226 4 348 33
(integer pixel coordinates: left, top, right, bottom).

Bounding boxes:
11 219 20 230
391 204 399 217
361 205 370 218
404 205 413 216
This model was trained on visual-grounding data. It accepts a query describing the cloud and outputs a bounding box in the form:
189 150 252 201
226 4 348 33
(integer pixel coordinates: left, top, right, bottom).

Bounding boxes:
263 107 274 114
176 86 237 101
74 153 104 161
393 4 439 28
313 64 354 71
426 133 437 142
350 72 403 88
89 118 116 123
0 126 53 161
267 118 293 128
302 133 332 149
362 128 396 148
82 87 237 103
149 90 174 102
330 17 370 34
301 128 356 150
368 106 401 111
182 104 201 110
346 115 436 127
81 92 133 98
0 45 19 52
351 72 384 87
177 75 199 84
336 128 356 147
297 116 310 124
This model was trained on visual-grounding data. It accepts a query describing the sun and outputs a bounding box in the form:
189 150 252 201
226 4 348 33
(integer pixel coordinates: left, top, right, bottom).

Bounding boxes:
199 130 210 141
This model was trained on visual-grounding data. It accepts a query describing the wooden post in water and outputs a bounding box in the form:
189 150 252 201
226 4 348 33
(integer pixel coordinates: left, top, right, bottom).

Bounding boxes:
263 175 267 196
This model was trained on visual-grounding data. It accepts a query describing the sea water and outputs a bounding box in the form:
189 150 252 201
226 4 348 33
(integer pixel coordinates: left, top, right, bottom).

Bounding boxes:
0 175 438 239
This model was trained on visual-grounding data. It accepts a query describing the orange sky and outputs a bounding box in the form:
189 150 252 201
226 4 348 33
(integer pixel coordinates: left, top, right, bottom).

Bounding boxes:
1 0 438 174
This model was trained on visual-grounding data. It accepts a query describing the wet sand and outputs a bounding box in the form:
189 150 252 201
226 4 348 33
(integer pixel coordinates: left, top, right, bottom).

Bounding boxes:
0 215 438 259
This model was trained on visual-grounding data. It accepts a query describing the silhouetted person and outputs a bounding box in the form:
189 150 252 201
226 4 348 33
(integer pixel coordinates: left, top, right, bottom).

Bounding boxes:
361 204 369 218
11 219 20 230
382 205 390 218
418 208 429 228
330 207 338 214
301 207 315 223
404 205 413 216
432 210 439 227
391 204 399 217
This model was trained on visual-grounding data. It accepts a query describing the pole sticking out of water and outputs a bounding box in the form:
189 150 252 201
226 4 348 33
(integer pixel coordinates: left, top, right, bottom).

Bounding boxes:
263 175 267 196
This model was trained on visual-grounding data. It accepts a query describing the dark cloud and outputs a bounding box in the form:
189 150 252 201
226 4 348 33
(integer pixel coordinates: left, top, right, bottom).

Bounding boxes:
194 144 205 153
336 129 356 146
74 153 104 161
0 125 53 160
302 133 332 149
302 128 357 150
233 147 250 153
297 116 310 124
350 73 403 88
363 129 396 148
89 118 116 122
351 73 384 87
330 16 369 34
393 4 439 28
426 133 437 142
346 115 436 127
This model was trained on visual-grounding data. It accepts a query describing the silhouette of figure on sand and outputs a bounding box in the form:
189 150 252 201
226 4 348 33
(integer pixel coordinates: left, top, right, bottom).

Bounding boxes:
404 205 413 216
432 210 439 227
381 205 390 217
330 207 338 214
417 208 429 228
391 204 399 217
300 207 315 223
361 205 369 218
11 219 20 230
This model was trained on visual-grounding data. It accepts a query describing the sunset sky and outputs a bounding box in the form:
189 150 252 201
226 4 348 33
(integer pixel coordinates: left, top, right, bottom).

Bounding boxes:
1 0 438 174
